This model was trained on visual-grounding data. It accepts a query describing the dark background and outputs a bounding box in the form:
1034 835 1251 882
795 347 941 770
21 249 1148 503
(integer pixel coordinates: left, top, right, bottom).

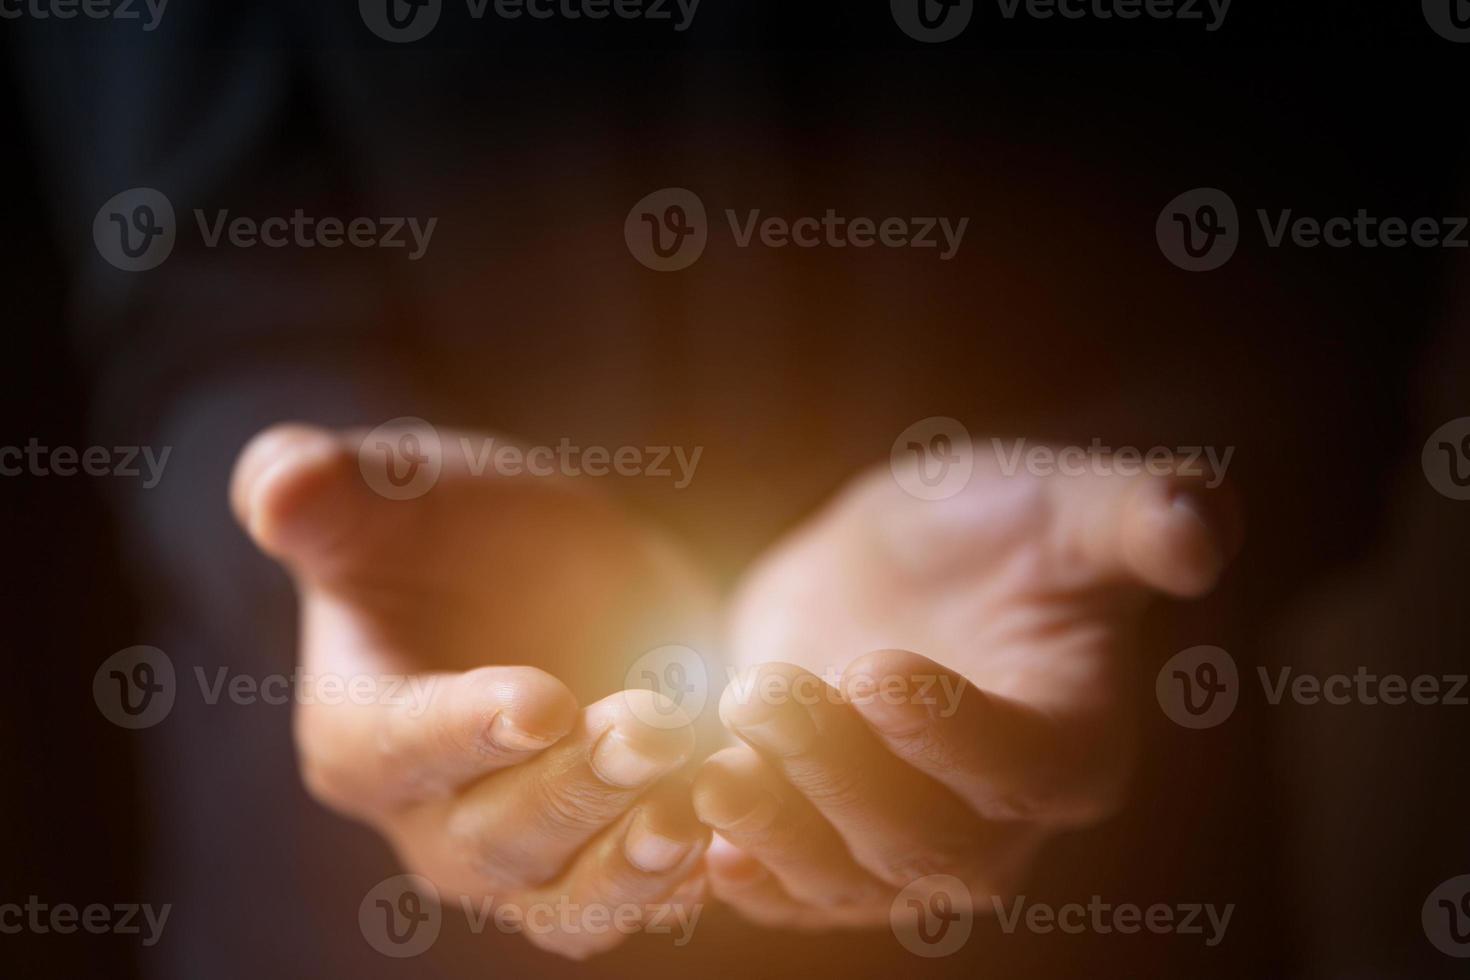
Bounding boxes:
3 2 1468 977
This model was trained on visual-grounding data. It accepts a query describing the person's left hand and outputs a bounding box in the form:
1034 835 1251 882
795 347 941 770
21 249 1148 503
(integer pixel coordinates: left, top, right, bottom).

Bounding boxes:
692 452 1240 927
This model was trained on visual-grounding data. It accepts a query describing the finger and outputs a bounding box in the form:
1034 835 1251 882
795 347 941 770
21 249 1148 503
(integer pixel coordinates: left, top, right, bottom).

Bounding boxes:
704 837 832 930
230 423 389 574
841 649 1126 825
564 778 710 904
720 664 1035 891
876 456 1241 599
231 424 711 691
524 779 709 959
294 664 578 815
705 838 884 930
693 745 887 907
1035 466 1242 598
437 689 697 890
230 422 602 581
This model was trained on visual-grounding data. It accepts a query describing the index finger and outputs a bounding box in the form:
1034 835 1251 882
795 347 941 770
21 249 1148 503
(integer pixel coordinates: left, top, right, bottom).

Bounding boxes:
295 663 579 817
841 649 1129 826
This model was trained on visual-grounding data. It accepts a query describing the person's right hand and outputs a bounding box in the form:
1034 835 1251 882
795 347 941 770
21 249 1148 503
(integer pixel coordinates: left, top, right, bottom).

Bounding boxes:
230 423 714 959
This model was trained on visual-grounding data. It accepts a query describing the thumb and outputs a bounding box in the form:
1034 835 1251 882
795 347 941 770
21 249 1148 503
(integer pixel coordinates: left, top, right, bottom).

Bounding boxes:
230 422 413 576
1051 468 1243 599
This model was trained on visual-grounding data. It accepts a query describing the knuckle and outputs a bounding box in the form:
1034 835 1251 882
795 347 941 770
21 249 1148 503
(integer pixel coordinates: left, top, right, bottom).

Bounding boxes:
787 762 868 813
535 777 617 833
888 726 960 772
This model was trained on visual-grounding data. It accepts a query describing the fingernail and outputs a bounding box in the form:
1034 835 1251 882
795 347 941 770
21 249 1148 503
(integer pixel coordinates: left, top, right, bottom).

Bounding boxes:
708 789 781 833
733 706 816 757
488 713 558 752
624 818 694 874
590 728 674 788
844 671 918 731
852 691 929 737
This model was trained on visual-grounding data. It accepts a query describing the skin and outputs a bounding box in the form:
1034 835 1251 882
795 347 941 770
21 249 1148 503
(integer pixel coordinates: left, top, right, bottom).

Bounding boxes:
230 424 715 959
234 425 1239 951
694 452 1241 927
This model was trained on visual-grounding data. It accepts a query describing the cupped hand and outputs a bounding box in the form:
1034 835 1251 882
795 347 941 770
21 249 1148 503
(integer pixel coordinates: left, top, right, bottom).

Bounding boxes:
694 451 1240 927
231 423 715 958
